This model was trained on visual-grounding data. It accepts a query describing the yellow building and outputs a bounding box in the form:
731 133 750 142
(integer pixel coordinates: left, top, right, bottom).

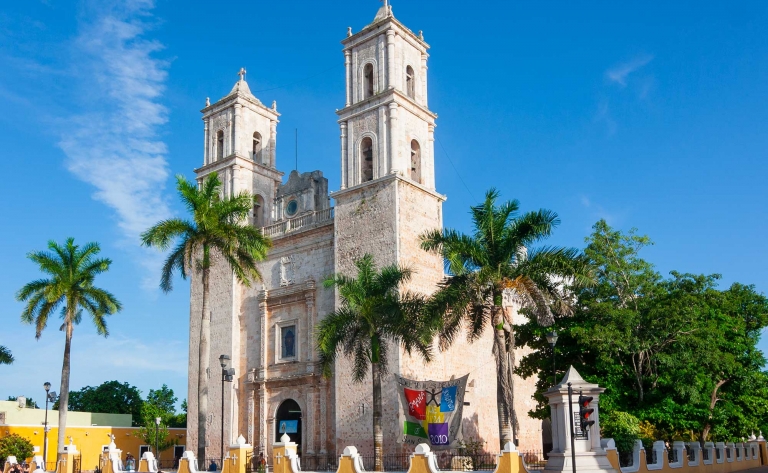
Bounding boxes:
0 401 186 469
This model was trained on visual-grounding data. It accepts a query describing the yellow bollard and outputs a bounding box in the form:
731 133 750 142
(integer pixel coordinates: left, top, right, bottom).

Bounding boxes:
335 447 364 473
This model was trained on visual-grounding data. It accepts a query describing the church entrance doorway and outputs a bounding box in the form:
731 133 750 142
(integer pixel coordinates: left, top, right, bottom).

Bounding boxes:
275 399 302 455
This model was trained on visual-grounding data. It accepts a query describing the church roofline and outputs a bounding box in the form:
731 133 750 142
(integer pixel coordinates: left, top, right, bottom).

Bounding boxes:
342 9 429 51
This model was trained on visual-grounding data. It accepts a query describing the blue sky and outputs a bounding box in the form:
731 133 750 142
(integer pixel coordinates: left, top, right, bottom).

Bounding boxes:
1 0 766 410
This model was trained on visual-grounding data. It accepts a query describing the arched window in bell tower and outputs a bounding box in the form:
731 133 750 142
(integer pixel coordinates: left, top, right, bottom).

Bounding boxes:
254 194 265 228
410 140 422 183
252 132 263 164
363 63 375 99
361 137 374 182
216 130 225 161
406 66 415 99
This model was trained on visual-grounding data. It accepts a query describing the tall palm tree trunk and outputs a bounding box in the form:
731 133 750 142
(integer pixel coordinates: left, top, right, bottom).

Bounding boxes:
372 361 383 472
57 318 73 456
492 303 515 448
198 269 211 463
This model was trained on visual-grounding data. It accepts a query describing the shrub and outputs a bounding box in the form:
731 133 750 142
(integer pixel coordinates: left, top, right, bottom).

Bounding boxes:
0 433 34 464
601 410 641 455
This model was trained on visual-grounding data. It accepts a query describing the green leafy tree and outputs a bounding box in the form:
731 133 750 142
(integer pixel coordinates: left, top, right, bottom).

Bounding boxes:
167 399 187 428
420 189 591 447
600 411 641 456
145 385 186 428
517 220 666 419
141 172 271 461
641 276 768 442
7 397 39 409
517 220 768 443
56 381 143 426
146 385 178 417
134 403 178 459
0 433 34 464
316 254 433 471
0 346 13 365
16 238 122 454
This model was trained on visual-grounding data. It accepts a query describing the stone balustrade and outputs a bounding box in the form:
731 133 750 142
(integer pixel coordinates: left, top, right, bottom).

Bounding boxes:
262 208 334 238
603 437 766 473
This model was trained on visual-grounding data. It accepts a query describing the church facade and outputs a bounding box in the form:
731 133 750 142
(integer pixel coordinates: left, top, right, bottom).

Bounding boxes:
187 4 544 461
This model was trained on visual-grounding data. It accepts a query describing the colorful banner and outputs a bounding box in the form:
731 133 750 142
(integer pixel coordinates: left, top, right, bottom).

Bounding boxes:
397 374 468 449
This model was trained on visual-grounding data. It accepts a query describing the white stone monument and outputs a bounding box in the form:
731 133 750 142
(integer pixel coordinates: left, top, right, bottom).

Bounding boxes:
542 366 617 473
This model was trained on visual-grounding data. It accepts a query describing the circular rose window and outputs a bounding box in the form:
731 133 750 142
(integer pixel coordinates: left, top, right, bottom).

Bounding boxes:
286 200 298 217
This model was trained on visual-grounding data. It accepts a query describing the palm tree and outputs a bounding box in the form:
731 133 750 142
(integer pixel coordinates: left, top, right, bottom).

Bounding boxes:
0 346 13 365
141 172 270 462
420 188 592 448
316 254 433 472
16 238 122 455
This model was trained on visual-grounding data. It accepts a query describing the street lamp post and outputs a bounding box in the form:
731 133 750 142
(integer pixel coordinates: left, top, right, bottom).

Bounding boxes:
219 355 235 470
546 331 559 386
43 382 51 462
155 417 161 461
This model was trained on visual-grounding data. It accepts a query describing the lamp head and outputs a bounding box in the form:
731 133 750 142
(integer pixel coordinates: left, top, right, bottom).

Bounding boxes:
44 382 51 392
546 331 559 347
219 354 230 369
155 417 161 426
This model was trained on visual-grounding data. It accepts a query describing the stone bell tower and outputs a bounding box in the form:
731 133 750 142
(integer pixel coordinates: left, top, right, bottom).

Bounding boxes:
336 1 436 190
189 69 283 459
332 2 450 453
198 68 282 227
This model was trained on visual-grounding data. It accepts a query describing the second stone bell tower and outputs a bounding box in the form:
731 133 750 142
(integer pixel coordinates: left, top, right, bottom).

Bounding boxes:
332 2 450 454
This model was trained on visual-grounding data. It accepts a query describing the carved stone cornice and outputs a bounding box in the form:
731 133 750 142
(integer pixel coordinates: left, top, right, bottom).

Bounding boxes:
257 279 316 306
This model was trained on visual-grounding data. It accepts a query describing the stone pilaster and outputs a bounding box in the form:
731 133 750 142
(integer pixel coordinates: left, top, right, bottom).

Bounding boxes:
234 103 242 156
378 105 388 176
388 103 399 174
204 118 210 165
269 120 277 168
247 373 255 444
259 382 268 453
386 30 396 89
421 52 428 106
344 51 352 106
340 122 348 189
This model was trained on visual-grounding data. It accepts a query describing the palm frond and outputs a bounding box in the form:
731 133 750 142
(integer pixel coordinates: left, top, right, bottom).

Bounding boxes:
0 346 14 365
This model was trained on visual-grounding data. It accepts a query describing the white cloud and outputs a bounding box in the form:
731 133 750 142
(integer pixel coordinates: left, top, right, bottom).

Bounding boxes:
606 54 654 87
58 0 172 270
594 99 617 136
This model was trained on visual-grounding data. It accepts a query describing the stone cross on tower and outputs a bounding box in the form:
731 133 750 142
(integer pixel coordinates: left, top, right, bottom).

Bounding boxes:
238 68 247 81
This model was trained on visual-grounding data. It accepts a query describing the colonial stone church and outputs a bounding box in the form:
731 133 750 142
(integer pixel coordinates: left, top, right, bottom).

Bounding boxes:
187 3 543 461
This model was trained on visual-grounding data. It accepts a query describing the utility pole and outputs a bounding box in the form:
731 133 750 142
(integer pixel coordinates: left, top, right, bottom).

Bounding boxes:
567 382 576 473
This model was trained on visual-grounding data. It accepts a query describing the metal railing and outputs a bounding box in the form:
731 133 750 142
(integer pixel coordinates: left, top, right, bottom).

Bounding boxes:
299 455 338 472
436 452 500 471
359 454 411 471
262 208 334 238
520 451 547 471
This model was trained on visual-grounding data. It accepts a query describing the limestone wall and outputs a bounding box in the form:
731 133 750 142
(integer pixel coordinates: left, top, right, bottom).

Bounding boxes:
240 222 336 455
333 177 400 454
188 250 236 459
